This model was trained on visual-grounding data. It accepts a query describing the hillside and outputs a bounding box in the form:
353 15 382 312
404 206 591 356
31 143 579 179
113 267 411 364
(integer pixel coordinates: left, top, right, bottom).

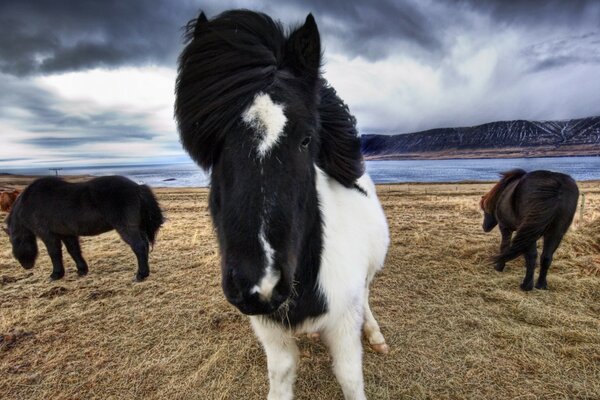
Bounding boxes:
361 116 600 159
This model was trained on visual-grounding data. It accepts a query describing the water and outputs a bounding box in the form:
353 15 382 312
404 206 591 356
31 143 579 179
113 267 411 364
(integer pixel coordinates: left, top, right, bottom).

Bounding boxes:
365 156 600 183
2 157 599 187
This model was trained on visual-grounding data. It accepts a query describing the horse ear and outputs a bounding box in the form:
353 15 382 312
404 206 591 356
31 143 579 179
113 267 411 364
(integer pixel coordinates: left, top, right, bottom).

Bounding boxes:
287 13 321 78
193 12 209 39
184 11 209 42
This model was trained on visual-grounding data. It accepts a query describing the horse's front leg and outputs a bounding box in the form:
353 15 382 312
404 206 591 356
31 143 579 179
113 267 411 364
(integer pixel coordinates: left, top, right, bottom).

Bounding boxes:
250 317 298 400
118 229 150 282
495 226 512 272
62 236 88 276
41 234 65 280
323 312 366 400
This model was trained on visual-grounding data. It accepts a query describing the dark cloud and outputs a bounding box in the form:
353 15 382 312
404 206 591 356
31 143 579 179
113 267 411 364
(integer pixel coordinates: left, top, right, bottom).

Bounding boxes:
22 132 156 148
523 32 600 73
0 73 160 149
3 0 599 76
0 0 203 76
276 0 445 59
455 0 600 24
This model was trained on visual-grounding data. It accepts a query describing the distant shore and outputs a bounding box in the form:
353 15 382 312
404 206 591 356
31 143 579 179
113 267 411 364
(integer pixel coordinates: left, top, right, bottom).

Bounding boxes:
364 146 600 161
0 174 95 191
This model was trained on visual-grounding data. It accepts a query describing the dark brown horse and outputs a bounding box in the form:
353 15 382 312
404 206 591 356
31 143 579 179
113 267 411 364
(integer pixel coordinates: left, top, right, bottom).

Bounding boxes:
480 169 579 291
3 176 164 282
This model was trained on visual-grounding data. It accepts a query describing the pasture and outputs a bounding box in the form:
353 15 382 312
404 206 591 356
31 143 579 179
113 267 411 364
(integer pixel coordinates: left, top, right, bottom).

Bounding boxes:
1 181 599 399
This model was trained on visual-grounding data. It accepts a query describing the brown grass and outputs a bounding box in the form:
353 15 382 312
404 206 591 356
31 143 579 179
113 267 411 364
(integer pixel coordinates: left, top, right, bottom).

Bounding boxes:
1 182 599 400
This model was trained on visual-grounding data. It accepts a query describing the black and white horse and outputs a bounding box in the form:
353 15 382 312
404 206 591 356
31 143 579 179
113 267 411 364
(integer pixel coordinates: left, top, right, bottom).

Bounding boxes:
176 10 389 399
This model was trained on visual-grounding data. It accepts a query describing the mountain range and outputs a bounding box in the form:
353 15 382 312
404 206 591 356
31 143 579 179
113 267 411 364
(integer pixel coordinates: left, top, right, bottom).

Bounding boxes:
361 116 600 160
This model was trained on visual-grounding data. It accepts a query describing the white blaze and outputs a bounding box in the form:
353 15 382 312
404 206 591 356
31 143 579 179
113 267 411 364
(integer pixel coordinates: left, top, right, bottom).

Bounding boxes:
242 93 287 158
251 223 281 302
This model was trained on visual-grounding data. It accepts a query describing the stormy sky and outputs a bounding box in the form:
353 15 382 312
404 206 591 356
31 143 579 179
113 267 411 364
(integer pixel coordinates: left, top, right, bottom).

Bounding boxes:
1 0 599 168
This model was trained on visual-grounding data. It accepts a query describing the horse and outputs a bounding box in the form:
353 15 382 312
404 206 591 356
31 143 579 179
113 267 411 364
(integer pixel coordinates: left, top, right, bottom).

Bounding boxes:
175 10 389 400
480 169 579 291
0 189 20 212
3 176 164 282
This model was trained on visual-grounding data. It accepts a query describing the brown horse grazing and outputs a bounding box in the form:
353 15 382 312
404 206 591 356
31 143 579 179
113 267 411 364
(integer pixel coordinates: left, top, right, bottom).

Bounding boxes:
480 169 579 291
0 190 20 212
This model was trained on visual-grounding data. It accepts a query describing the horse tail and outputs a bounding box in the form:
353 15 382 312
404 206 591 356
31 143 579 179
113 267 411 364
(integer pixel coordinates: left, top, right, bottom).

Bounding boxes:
138 185 164 248
493 183 562 264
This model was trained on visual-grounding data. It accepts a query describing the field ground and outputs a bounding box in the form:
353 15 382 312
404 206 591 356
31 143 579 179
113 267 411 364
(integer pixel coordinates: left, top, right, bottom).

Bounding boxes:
1 181 599 399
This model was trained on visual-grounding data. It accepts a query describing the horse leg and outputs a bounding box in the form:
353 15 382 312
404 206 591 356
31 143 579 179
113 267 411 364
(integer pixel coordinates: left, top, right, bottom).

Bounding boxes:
250 317 298 400
495 226 512 272
536 234 562 290
520 243 538 291
62 236 88 276
41 234 65 280
363 286 388 354
118 229 150 282
323 313 366 400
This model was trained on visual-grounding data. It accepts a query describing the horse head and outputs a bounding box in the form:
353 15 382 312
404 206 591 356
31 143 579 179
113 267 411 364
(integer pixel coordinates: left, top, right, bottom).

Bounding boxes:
176 10 362 315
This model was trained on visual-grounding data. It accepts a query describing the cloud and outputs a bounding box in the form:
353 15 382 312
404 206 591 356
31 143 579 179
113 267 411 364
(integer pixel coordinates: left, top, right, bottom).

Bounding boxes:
0 71 177 167
0 0 202 76
1 0 600 170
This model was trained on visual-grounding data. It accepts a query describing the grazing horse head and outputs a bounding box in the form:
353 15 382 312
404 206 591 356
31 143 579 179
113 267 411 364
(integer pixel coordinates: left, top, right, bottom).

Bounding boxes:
175 10 363 315
5 208 38 270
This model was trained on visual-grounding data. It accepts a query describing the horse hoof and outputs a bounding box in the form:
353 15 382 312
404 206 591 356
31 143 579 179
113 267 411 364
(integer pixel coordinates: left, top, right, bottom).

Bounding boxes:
535 282 548 290
308 332 321 341
77 269 88 277
49 273 64 281
520 282 533 291
134 274 148 282
370 342 389 354
494 263 505 272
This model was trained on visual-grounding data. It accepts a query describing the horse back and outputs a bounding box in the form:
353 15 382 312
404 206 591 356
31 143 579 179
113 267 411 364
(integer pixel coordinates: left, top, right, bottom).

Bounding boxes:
499 171 579 230
14 176 142 237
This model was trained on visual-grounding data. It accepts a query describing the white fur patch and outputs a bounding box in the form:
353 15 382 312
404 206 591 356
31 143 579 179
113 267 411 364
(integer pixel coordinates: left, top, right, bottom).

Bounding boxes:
242 93 287 158
251 223 281 302
248 167 390 399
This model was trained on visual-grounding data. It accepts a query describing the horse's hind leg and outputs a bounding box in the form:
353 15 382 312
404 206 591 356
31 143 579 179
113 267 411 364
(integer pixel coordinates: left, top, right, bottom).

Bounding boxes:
536 233 563 290
520 243 538 291
62 236 88 276
41 234 65 280
118 229 149 282
363 286 388 354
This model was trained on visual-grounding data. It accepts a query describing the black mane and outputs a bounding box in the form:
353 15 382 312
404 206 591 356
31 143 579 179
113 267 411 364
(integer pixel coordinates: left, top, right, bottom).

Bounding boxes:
176 9 364 187
317 81 364 186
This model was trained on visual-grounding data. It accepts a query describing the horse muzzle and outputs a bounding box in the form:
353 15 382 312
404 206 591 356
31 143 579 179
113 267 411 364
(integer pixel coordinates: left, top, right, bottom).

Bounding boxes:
224 286 288 315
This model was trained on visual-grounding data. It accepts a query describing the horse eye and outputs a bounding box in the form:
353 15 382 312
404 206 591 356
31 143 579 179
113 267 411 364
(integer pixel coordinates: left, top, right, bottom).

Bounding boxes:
301 136 312 148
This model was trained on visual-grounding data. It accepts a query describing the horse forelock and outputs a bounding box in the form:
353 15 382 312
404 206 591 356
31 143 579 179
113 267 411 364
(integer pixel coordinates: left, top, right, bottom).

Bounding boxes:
175 10 291 169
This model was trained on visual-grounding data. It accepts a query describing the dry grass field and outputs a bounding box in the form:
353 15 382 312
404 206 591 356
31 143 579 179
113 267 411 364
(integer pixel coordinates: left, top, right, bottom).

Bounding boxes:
1 180 599 400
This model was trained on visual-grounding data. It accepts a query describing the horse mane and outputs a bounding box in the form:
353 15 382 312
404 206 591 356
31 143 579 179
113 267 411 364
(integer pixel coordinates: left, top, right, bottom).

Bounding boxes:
317 81 364 187
176 10 289 170
480 168 527 212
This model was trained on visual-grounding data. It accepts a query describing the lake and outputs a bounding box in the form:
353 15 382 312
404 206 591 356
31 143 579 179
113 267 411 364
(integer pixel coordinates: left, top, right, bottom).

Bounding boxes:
3 156 600 187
